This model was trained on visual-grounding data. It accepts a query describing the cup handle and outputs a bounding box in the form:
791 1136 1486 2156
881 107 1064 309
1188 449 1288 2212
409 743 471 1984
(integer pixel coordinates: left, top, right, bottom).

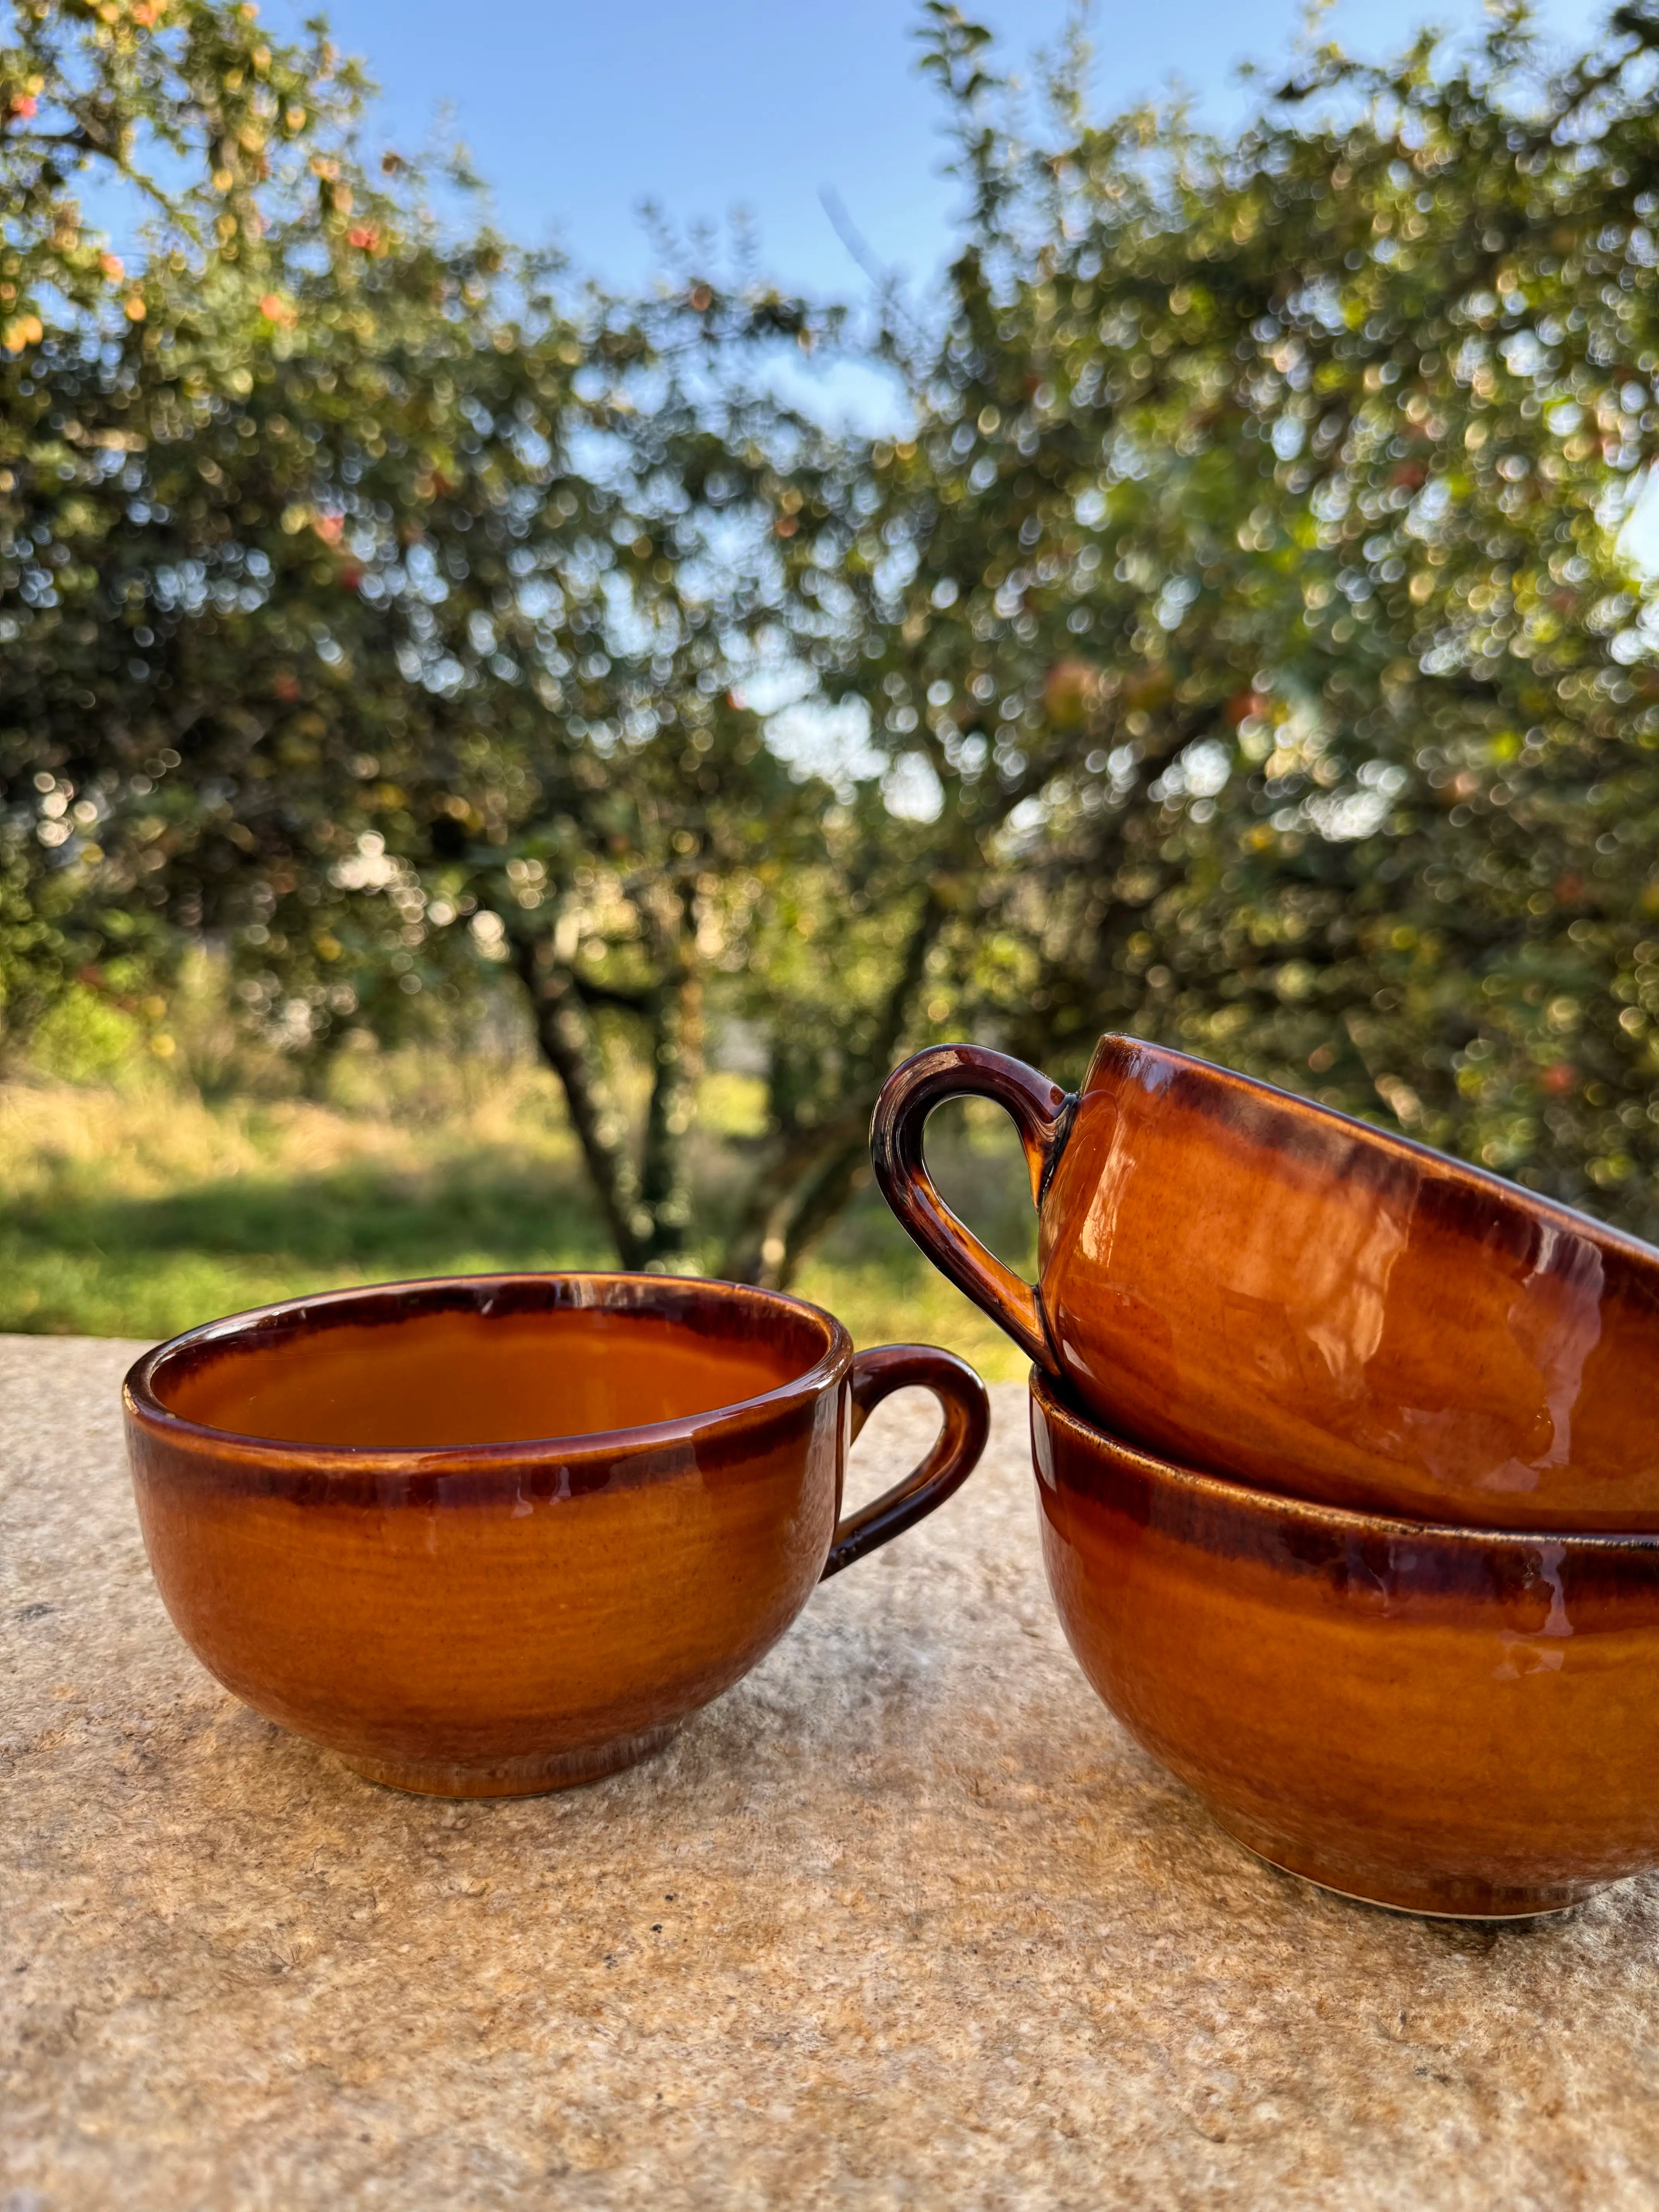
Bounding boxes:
869 1043 1072 1371
821 1343 991 1579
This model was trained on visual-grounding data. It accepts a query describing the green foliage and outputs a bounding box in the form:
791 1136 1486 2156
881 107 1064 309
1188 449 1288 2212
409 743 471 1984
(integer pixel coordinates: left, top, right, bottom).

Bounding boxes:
800 2 1659 1233
0 0 849 1271
25 977 142 1080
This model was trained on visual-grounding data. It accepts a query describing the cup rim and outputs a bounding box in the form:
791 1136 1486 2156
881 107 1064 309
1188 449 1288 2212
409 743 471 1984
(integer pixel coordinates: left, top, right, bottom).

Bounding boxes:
124 1269 854 1472
1029 1366 1659 1556
1082 1030 1659 1268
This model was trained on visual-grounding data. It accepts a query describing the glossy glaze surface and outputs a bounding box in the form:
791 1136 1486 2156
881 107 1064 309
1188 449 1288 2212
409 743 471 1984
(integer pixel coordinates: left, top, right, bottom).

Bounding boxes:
1031 1369 1659 1916
124 1273 989 1796
874 1038 1659 1530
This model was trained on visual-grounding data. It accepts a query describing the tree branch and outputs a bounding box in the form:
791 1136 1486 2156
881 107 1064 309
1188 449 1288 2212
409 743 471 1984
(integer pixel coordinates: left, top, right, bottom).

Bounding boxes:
568 971 653 1015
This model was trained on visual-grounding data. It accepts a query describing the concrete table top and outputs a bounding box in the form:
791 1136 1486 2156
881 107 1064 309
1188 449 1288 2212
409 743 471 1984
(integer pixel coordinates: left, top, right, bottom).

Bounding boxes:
5 1333 1659 2210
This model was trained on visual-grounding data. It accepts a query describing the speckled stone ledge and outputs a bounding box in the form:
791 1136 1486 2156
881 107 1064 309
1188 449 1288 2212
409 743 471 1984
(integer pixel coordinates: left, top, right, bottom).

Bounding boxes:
4 1334 1659 2210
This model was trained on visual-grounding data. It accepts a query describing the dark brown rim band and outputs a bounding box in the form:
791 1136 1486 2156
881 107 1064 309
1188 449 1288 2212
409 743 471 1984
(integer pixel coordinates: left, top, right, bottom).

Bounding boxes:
124 1270 854 1476
1030 1367 1659 1559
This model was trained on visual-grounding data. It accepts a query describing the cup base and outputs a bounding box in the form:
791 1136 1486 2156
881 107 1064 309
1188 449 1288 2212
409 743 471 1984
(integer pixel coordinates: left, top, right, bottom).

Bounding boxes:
1212 1808 1604 1921
339 1720 683 1799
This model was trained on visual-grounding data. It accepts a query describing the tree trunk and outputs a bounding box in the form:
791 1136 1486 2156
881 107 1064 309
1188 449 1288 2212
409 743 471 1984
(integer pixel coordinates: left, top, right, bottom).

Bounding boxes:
716 1108 867 1288
507 928 653 1269
507 902 705 1274
768 1125 873 1287
717 886 946 1289
635 888 703 1270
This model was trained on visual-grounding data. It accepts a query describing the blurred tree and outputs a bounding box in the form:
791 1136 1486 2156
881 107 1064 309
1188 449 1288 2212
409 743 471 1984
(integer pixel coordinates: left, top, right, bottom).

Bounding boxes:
13 0 1659 1285
804 1 1659 1236
0 0 334 1029
0 0 841 1270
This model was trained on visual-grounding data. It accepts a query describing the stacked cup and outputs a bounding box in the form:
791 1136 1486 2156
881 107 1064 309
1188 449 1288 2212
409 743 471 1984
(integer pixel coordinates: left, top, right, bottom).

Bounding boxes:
872 1035 1659 1918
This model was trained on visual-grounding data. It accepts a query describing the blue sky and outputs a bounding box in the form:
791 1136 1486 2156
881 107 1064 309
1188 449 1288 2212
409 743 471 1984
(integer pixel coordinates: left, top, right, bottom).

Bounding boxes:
270 0 1596 301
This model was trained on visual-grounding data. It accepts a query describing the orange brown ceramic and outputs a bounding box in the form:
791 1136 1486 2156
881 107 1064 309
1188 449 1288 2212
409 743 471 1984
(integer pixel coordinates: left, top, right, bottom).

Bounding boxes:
1030 1367 1659 1918
124 1273 989 1798
874 1037 1659 1531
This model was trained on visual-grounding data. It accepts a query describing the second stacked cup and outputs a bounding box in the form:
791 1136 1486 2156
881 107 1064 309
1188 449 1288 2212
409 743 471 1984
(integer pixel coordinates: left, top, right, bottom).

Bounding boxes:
872 1035 1659 1918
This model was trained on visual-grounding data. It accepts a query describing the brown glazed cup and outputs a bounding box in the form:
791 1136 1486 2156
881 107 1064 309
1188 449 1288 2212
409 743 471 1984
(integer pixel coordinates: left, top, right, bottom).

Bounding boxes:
873 1036 1659 1532
1031 1367 1659 1918
124 1272 989 1798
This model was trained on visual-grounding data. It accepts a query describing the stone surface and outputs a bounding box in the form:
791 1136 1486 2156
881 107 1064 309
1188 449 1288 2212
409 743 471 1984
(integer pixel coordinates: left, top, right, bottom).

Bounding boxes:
5 1334 1659 2209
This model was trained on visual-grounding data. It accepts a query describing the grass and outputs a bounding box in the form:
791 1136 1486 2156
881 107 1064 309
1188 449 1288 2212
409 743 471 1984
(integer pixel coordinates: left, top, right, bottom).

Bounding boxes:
0 1048 1039 1379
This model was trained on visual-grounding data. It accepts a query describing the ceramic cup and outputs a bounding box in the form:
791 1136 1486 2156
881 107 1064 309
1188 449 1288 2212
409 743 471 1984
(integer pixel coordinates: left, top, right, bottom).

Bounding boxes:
872 1036 1659 1531
124 1272 989 1798
1031 1367 1659 1918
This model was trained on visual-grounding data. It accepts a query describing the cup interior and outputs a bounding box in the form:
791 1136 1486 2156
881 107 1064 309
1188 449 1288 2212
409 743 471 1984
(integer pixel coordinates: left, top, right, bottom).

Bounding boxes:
146 1278 838 1449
